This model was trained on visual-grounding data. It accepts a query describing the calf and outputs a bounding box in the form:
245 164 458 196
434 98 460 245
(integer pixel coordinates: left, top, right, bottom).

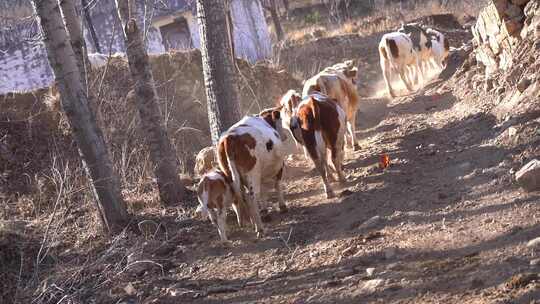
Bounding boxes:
379 31 421 98
196 170 243 242
281 92 347 198
302 62 360 150
217 108 289 238
194 146 217 177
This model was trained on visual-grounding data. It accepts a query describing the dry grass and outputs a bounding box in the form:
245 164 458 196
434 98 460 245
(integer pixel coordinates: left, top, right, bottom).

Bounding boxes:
280 0 484 44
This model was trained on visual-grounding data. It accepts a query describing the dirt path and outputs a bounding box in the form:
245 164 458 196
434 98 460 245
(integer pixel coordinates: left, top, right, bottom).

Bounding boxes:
73 23 540 304
122 66 538 303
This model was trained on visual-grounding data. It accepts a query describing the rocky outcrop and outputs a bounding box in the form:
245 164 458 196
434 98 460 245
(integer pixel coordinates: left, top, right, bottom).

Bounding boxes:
472 0 526 75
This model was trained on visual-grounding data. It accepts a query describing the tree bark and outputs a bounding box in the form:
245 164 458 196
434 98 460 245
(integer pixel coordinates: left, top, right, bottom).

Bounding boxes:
58 0 89 89
196 0 242 144
282 0 290 18
268 0 284 41
81 0 102 53
224 0 236 62
115 0 187 205
32 0 128 234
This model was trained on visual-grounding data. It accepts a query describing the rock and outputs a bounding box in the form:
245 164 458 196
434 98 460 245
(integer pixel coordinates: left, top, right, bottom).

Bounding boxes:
384 247 398 260
527 236 540 248
471 278 484 288
506 273 539 289
334 269 355 279
507 126 518 137
167 283 203 298
511 0 529 6
342 273 366 284
472 0 524 75
366 267 376 277
361 279 385 293
485 78 494 92
505 4 524 21
358 216 382 230
516 159 540 191
517 77 532 92
124 283 137 296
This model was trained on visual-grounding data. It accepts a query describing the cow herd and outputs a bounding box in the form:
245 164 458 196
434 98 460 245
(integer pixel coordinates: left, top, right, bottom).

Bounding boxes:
196 23 450 242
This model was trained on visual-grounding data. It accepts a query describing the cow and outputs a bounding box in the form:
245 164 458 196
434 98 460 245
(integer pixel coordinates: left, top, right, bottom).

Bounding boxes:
425 28 450 70
194 146 217 177
302 61 361 151
196 169 246 242
398 23 450 74
217 107 289 238
280 92 347 199
378 31 422 98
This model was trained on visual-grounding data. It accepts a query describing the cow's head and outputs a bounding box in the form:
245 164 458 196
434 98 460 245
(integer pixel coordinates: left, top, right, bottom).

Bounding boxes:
259 107 287 139
278 90 302 130
343 66 358 85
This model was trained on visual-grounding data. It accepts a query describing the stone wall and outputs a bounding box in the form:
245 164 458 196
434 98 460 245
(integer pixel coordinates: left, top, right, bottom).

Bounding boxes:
0 0 272 94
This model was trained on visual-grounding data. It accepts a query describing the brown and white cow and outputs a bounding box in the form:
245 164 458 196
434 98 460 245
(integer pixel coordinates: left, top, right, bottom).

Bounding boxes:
196 169 248 242
281 92 347 198
302 62 361 151
194 146 217 177
217 107 289 238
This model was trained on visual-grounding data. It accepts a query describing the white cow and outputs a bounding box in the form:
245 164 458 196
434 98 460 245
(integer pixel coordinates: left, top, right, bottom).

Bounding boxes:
378 32 422 98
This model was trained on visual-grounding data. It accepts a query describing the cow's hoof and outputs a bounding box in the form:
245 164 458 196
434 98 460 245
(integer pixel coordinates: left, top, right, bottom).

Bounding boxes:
353 144 361 151
279 205 288 214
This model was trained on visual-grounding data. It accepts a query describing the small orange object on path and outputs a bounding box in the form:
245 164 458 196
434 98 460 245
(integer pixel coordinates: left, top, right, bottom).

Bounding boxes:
379 154 390 169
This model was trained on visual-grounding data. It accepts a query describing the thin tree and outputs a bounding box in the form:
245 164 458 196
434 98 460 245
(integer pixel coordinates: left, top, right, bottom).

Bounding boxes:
81 0 102 53
31 0 128 233
58 0 89 89
115 0 187 205
196 0 242 144
262 0 284 41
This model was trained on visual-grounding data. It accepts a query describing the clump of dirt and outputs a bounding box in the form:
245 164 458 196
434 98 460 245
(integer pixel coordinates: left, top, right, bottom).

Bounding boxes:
506 273 539 289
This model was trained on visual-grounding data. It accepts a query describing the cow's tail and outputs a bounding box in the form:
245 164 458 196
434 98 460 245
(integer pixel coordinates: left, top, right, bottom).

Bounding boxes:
219 137 251 226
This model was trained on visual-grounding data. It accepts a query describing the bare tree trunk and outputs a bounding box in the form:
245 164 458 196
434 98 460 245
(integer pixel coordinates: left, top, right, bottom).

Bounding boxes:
115 0 187 205
32 0 128 233
59 0 89 89
81 0 102 53
224 0 236 61
268 0 284 41
196 0 242 144
282 0 290 18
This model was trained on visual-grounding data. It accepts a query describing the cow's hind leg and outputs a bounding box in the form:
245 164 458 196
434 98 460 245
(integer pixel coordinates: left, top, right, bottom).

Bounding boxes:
380 57 396 98
216 208 229 242
245 177 265 238
399 66 415 92
347 111 360 151
275 165 287 213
